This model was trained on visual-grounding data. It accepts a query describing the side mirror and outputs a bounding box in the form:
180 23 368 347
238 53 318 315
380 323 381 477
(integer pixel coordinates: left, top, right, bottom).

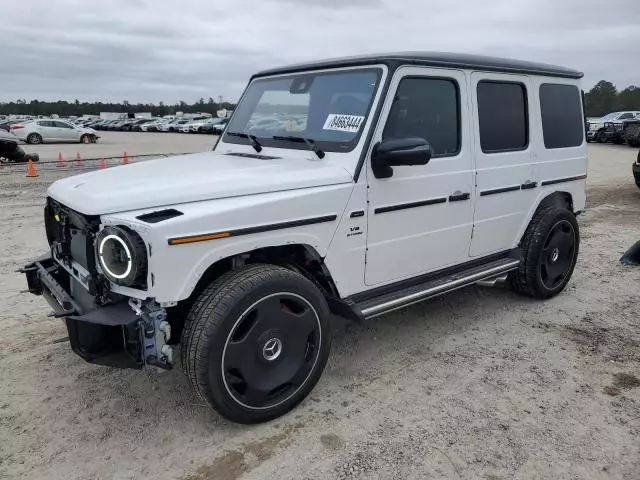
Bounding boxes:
372 137 432 179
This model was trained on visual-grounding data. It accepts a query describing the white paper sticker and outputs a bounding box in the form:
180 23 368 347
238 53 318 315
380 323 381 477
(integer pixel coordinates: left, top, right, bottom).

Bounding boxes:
323 114 365 133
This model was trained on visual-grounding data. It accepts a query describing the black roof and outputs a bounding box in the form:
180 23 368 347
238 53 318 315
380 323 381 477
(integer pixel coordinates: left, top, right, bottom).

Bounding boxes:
253 52 583 80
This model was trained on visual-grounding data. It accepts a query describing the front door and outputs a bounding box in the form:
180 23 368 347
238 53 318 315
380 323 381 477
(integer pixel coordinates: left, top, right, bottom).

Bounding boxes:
365 67 475 286
53 121 80 141
37 120 59 141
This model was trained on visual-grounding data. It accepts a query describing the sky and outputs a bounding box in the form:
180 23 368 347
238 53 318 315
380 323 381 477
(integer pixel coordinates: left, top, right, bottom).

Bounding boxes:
1 0 638 104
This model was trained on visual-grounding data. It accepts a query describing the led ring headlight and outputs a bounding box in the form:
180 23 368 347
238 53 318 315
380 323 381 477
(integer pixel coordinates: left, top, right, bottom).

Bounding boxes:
95 226 147 287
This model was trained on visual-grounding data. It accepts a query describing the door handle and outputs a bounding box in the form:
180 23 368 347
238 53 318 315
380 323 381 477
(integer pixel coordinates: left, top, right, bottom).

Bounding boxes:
448 192 470 202
520 180 538 190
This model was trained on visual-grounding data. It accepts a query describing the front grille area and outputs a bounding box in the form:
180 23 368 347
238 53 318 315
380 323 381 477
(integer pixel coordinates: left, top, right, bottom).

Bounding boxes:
45 197 102 284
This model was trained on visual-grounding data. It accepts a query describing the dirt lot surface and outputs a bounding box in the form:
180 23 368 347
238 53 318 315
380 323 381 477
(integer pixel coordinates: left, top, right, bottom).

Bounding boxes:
18 130 217 162
1 143 639 480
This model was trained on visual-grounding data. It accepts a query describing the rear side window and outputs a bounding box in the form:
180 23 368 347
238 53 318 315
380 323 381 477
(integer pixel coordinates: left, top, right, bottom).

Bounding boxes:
383 77 460 157
477 81 528 153
539 84 584 149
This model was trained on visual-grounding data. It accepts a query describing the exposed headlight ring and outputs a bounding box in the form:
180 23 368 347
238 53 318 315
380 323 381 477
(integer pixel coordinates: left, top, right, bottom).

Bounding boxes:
96 226 147 287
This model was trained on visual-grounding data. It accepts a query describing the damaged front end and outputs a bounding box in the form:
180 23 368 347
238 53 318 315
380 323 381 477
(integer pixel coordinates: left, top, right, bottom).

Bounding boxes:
20 198 173 370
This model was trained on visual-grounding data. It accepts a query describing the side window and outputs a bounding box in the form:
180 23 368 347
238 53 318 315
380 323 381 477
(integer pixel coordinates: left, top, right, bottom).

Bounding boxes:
477 81 528 153
618 113 634 120
54 121 72 129
539 84 584 149
383 77 460 157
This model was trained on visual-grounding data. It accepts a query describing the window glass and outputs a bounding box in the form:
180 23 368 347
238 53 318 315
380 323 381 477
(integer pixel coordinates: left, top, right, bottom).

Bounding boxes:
225 68 381 152
54 121 73 129
618 113 634 120
383 77 460 157
477 81 528 153
38 121 53 127
539 84 584 149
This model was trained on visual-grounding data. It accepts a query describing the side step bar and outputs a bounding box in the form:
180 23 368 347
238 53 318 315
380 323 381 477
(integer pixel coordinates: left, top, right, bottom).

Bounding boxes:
356 257 521 319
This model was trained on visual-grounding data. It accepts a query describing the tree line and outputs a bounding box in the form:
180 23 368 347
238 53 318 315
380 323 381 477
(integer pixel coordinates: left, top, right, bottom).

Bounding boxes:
1 80 638 118
584 81 640 117
0 97 236 118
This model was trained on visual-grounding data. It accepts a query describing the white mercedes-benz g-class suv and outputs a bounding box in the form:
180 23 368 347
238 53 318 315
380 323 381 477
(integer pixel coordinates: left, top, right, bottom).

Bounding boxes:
22 52 587 424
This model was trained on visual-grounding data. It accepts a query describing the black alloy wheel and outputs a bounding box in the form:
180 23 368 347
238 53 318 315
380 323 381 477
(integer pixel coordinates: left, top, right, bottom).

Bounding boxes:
181 264 331 423
222 292 321 410
538 220 576 290
510 205 580 299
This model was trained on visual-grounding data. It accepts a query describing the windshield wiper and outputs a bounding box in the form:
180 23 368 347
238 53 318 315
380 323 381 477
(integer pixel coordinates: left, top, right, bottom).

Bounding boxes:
226 131 263 153
271 136 325 159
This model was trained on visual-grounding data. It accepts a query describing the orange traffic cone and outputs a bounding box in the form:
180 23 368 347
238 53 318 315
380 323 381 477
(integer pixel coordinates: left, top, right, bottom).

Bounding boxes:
74 152 82 167
98 158 107 169
26 160 38 178
56 152 65 167
122 152 129 165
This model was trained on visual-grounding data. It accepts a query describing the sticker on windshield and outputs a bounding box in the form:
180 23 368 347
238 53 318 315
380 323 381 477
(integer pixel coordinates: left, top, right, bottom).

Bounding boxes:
323 114 365 133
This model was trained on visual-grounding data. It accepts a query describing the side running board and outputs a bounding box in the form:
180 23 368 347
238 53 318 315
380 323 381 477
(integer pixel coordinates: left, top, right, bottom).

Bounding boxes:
355 257 521 319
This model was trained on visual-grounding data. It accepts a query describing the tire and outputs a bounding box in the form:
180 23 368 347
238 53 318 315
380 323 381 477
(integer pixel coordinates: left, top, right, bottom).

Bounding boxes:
595 130 607 143
26 133 43 145
181 264 331 424
510 205 579 299
80 134 91 144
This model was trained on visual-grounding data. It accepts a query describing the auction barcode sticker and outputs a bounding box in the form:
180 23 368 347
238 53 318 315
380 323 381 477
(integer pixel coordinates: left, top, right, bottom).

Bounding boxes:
323 114 365 133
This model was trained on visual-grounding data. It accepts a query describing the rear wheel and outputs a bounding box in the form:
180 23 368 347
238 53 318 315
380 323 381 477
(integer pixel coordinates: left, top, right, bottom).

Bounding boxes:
181 264 331 424
510 205 579 299
26 133 43 145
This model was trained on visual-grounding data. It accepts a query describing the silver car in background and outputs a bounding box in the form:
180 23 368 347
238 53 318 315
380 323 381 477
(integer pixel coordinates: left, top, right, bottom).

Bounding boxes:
11 119 99 144
586 111 640 142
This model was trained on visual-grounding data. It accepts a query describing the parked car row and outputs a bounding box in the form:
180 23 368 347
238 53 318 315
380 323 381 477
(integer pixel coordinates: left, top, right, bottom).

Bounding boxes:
0 119 29 132
69 117 229 135
586 111 640 146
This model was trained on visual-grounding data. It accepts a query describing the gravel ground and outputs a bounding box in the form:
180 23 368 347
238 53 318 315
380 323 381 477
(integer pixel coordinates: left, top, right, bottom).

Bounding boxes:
1 143 639 480
16 130 218 162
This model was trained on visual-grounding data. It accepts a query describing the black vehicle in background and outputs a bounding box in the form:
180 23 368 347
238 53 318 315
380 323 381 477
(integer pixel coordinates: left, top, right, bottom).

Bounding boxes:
624 118 640 148
0 129 39 163
632 149 640 189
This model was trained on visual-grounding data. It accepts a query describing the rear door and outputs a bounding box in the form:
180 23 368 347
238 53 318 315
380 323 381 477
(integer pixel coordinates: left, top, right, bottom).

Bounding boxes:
469 73 536 257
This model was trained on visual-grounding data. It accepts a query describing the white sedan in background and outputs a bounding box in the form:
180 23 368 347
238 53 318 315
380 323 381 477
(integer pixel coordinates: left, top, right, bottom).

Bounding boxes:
11 119 99 144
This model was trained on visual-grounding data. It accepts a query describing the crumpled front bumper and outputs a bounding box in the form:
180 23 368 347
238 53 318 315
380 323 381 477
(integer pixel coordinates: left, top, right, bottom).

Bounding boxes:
21 253 167 370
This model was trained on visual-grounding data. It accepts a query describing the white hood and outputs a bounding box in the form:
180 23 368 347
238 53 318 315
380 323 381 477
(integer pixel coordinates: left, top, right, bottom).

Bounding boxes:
47 151 353 215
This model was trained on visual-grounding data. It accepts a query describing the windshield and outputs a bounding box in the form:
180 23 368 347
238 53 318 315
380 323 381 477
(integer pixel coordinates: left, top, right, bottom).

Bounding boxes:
224 68 382 153
598 112 620 122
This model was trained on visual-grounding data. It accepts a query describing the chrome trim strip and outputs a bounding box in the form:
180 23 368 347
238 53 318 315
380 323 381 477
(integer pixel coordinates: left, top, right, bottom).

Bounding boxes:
361 260 521 318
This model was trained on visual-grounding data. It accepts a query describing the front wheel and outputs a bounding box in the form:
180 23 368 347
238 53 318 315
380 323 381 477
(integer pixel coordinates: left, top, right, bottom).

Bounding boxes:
595 130 607 143
26 133 43 145
181 264 331 424
80 134 91 144
510 205 579 299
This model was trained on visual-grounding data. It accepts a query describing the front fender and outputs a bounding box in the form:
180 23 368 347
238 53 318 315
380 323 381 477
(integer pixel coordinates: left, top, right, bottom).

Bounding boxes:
103 184 353 303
